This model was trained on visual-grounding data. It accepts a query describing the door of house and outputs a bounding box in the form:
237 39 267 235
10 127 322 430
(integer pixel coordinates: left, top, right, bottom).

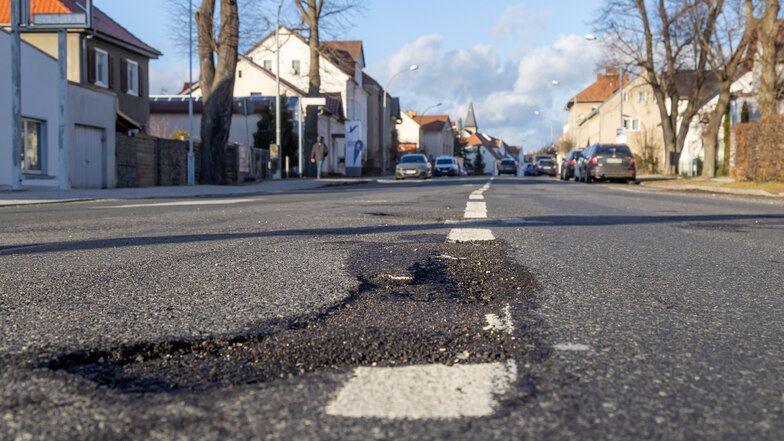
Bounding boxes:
71 125 106 188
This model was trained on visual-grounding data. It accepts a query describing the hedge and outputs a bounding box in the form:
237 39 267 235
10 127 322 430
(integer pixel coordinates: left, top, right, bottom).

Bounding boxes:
732 115 784 181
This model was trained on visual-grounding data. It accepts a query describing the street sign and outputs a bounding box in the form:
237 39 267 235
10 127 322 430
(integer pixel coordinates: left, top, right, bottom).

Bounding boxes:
344 121 363 177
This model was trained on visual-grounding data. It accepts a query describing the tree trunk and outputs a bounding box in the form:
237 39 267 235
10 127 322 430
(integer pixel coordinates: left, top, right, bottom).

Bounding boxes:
701 82 732 178
197 0 239 185
294 0 323 177
758 0 781 119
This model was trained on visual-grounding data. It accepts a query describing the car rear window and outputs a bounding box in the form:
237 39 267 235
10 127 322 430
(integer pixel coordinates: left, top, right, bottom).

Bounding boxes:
400 155 427 163
436 158 454 165
539 160 554 165
597 145 632 156
501 160 516 165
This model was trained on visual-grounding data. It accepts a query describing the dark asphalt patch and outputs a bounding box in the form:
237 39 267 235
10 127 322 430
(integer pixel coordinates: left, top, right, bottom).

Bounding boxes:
47 239 545 395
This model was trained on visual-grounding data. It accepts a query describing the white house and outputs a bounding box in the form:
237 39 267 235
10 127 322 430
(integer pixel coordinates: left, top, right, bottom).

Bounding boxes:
395 112 455 159
150 52 347 175
245 27 368 164
1 29 116 189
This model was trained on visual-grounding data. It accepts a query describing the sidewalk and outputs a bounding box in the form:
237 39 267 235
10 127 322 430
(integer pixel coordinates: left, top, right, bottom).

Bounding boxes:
0 178 376 207
638 176 784 198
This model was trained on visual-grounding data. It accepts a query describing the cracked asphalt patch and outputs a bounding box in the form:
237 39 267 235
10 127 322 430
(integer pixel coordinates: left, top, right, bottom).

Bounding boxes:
43 238 545 400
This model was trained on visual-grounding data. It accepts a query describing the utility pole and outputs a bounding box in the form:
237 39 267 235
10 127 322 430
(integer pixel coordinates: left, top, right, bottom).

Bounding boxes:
10 0 22 190
274 0 283 179
187 0 195 185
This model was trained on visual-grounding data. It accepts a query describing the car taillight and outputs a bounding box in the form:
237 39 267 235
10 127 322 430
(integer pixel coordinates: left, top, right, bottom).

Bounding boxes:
590 156 598 164
568 160 575 165
630 158 636 166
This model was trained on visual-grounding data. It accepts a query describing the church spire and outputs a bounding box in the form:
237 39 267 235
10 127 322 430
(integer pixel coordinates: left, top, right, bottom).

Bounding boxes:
464 102 478 133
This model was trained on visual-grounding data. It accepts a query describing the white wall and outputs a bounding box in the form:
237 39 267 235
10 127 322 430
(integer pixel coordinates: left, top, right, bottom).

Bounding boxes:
396 112 421 146
149 113 262 147
0 30 60 188
67 83 118 188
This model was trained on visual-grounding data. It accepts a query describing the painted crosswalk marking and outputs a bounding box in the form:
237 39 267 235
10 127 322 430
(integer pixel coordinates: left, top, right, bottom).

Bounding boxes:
464 201 487 219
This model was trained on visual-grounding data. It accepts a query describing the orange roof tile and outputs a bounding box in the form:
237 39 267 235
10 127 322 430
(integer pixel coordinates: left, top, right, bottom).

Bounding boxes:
569 68 630 107
412 115 450 132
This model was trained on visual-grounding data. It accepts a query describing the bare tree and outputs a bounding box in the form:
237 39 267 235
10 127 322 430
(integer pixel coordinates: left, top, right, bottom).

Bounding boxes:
596 0 721 174
197 0 240 184
755 0 781 118
292 0 361 175
697 0 756 177
168 0 270 56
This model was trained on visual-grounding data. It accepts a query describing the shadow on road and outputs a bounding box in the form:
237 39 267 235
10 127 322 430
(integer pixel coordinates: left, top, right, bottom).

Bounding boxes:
2 213 782 256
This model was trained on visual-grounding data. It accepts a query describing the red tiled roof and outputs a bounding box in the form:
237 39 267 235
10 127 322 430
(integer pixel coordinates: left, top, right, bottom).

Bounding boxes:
322 41 363 64
569 68 630 107
412 115 450 132
0 0 161 57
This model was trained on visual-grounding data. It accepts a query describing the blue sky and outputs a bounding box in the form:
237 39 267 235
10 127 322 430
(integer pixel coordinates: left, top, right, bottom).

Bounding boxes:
100 0 607 150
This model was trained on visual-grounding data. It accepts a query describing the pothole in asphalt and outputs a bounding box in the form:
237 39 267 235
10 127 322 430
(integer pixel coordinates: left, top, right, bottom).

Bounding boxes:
46 238 544 394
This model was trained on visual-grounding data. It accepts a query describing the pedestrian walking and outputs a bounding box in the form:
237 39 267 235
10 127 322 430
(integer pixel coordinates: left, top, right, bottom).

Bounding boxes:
310 136 328 179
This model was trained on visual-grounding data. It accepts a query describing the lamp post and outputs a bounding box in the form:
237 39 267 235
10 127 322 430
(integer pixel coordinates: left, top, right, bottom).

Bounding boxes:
382 64 418 175
420 102 442 116
187 0 195 185
273 0 284 179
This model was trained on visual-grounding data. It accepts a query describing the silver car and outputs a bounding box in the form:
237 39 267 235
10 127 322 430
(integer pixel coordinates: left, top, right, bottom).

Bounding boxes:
395 154 433 180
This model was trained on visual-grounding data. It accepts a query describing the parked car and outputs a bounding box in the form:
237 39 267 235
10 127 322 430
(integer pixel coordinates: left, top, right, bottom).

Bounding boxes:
434 156 459 176
578 144 636 183
497 159 518 175
535 158 557 176
523 162 535 176
395 154 433 180
560 149 583 180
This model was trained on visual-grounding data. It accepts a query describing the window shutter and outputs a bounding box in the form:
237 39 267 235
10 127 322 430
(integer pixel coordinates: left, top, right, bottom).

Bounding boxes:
139 65 146 97
108 55 115 88
120 60 128 93
87 48 96 84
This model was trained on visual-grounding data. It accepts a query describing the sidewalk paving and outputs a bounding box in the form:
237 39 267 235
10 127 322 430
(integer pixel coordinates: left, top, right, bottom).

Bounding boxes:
0 178 377 207
638 176 784 198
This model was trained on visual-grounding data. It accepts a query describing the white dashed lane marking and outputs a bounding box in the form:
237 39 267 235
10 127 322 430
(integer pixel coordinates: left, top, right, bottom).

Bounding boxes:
464 201 487 219
447 228 495 242
325 361 518 419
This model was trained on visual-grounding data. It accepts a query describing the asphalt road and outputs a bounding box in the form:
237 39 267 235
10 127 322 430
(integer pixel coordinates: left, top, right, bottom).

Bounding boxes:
1 176 782 440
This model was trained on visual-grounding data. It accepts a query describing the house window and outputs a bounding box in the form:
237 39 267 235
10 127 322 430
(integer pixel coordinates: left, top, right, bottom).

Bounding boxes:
95 49 109 87
125 60 139 96
20 118 45 173
238 70 243 78
291 59 301 75
639 92 647 102
624 118 640 131
263 60 272 71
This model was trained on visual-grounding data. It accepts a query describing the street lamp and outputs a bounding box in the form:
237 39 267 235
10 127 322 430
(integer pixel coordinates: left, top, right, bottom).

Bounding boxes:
420 102 442 116
382 64 418 175
273 0 284 179
187 0 195 185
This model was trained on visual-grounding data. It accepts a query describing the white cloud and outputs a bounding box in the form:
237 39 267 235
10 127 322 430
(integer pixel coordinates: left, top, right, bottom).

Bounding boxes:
368 33 604 149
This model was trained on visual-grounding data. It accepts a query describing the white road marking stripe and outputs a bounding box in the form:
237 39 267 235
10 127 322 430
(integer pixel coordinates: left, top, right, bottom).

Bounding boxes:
464 201 487 219
553 343 591 351
483 304 514 334
325 361 518 419
448 229 495 242
469 194 484 200
101 198 257 208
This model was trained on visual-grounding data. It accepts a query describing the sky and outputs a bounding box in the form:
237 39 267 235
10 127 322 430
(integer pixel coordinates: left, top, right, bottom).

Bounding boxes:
99 0 608 151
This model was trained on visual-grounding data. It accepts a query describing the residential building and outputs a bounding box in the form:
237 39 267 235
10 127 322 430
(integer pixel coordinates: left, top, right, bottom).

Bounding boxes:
1 29 117 189
562 68 629 146
1 0 162 130
245 27 369 167
395 112 455 159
